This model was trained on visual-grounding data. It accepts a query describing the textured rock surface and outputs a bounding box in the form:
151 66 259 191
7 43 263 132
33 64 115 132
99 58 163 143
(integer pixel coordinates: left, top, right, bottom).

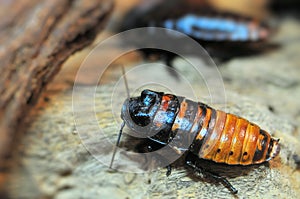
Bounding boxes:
3 17 300 199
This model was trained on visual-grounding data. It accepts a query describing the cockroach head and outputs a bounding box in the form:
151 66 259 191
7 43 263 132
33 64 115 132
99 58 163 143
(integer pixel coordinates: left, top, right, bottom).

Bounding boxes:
121 89 163 127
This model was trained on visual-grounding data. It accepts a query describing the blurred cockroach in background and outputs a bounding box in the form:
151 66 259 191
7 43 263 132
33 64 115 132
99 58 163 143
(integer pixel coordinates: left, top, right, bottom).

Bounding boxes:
116 0 275 66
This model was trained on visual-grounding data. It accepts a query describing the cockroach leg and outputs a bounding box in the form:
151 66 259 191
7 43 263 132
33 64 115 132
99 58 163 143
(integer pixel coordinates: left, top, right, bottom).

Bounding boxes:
166 165 172 176
185 154 238 194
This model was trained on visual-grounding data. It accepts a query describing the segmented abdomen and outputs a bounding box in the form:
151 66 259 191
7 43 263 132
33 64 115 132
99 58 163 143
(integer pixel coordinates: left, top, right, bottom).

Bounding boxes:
171 98 280 165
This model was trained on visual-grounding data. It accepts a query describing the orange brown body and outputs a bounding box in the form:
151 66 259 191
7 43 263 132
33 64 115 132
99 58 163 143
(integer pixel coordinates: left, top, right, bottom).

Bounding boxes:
122 89 280 166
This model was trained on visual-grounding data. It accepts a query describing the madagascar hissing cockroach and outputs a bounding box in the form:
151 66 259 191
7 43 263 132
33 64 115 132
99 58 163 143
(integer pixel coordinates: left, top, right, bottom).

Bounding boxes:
110 89 280 194
118 0 271 65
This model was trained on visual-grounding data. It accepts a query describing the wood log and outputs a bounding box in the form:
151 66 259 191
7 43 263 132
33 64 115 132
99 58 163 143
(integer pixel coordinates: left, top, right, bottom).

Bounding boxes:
0 0 113 169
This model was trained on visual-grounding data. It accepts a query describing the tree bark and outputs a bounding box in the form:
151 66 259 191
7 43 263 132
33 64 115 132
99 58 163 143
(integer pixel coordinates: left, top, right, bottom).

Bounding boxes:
0 0 113 169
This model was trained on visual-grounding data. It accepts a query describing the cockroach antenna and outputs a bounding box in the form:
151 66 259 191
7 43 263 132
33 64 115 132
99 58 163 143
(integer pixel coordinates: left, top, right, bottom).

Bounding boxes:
121 65 130 99
109 65 130 169
109 121 125 169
